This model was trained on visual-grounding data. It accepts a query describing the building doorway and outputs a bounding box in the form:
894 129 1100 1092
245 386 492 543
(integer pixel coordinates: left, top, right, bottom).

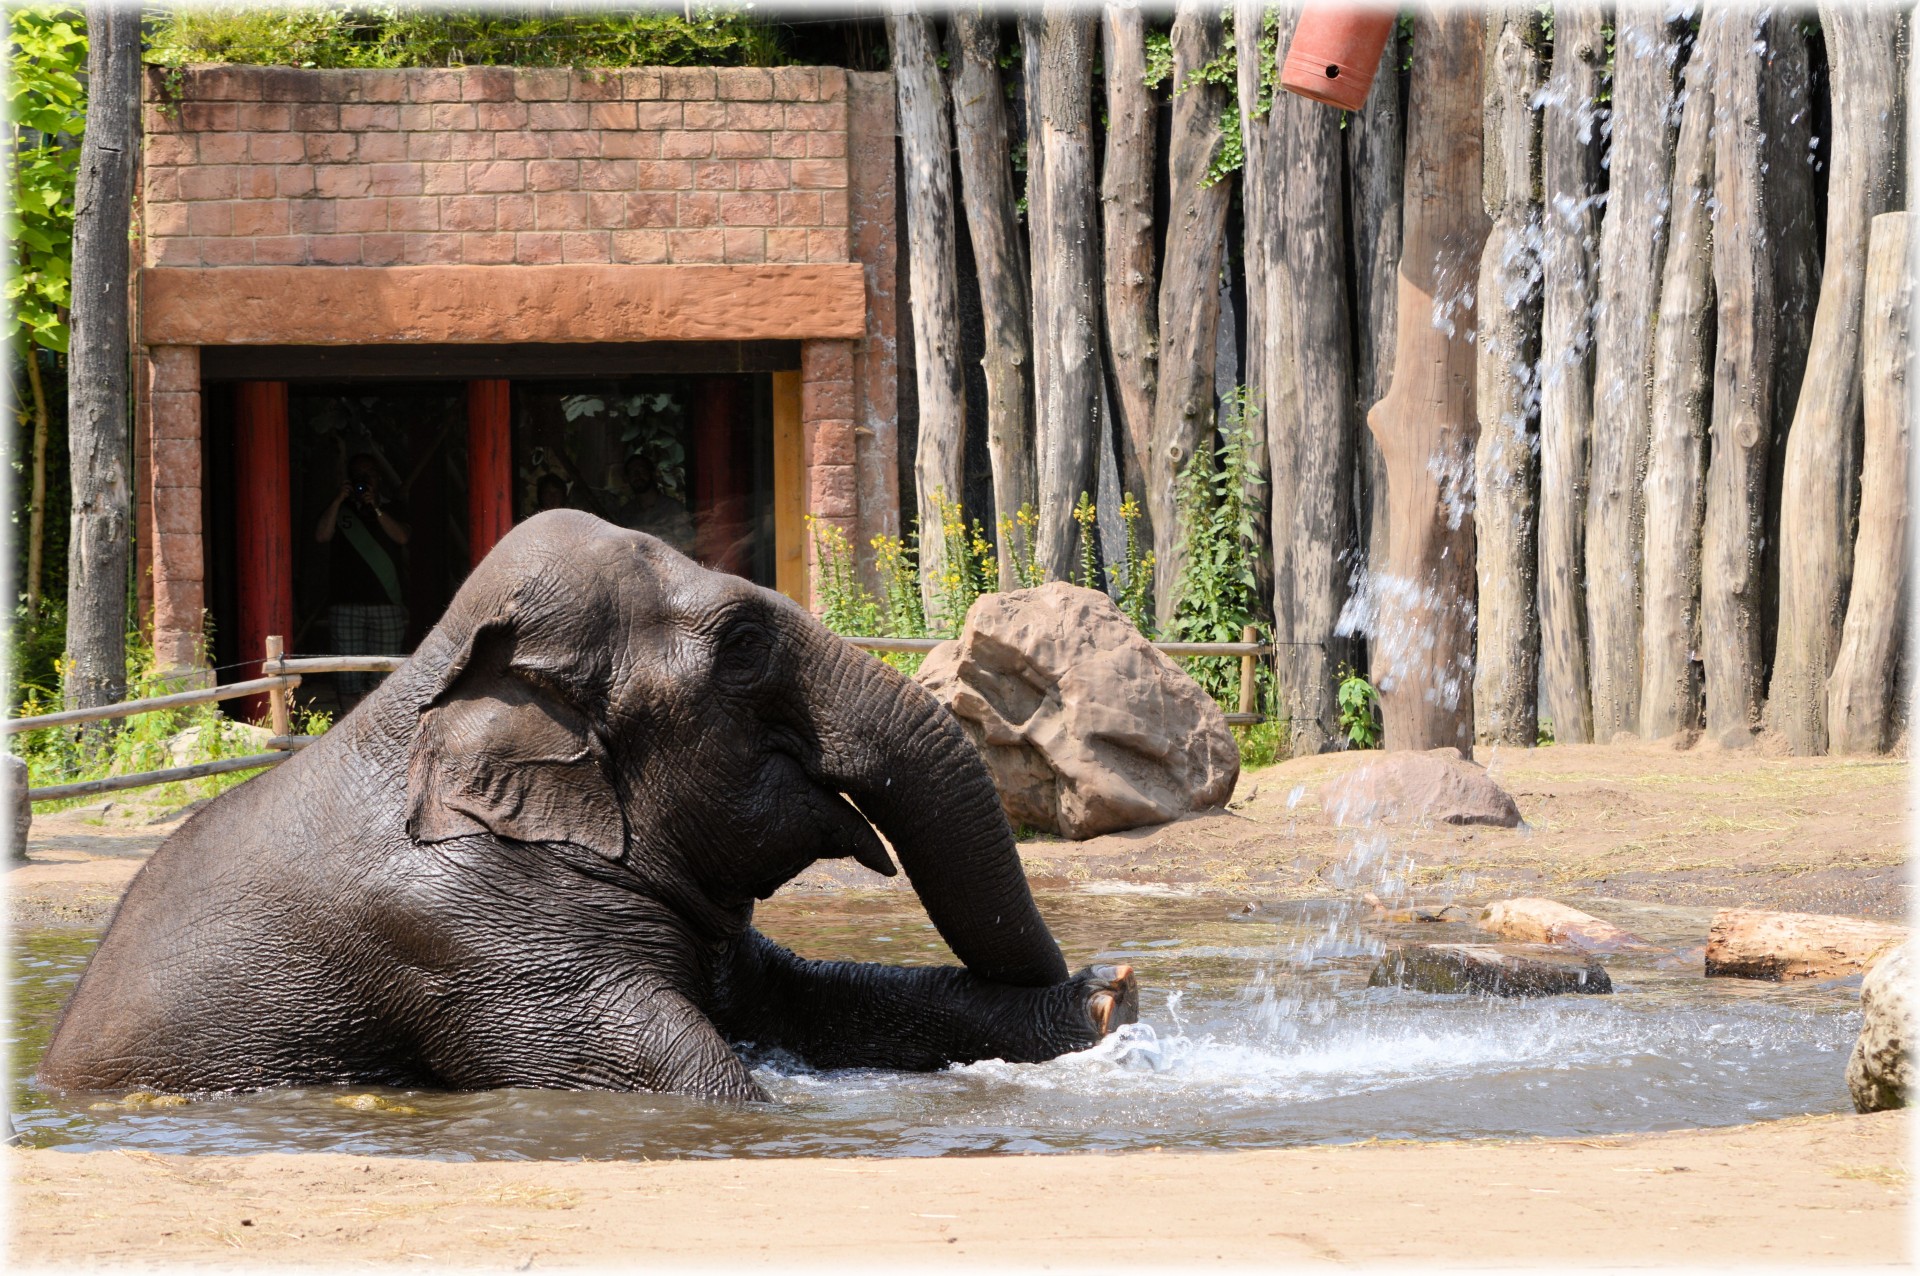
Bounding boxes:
204 360 780 715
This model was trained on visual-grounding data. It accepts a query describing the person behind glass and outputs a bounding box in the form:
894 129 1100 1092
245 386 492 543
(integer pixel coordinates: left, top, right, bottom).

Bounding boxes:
314 453 410 706
617 451 694 553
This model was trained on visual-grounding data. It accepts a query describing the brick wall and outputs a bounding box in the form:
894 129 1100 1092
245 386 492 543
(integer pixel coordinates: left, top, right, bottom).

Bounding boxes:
141 64 852 269
135 63 896 663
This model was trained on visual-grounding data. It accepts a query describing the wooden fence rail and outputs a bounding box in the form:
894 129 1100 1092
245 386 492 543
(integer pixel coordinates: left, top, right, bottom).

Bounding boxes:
19 627 1271 802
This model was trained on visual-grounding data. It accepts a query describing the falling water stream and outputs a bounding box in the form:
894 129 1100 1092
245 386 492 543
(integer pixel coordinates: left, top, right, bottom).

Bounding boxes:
9 883 1859 1160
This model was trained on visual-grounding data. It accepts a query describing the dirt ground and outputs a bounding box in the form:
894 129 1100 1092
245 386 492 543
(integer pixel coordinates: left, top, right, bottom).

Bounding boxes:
7 741 1913 1268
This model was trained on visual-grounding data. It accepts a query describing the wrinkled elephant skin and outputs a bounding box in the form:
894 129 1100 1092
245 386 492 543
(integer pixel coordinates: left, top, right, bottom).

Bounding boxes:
40 512 1138 1101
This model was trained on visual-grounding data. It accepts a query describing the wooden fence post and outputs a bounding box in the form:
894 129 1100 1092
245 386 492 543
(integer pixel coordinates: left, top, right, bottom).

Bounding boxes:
264 635 290 744
1238 625 1260 719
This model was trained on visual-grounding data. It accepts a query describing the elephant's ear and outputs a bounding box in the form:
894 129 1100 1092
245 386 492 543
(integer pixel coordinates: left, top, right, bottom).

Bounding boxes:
406 625 627 861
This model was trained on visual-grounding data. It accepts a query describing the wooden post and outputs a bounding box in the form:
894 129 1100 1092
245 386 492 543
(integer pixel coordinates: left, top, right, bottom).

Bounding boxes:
1363 5 1489 751
772 369 806 606
1148 0 1233 621
1828 211 1912 754
889 11 967 612
235 381 292 723
466 379 513 569
264 635 290 744
1768 5 1908 755
1238 624 1260 719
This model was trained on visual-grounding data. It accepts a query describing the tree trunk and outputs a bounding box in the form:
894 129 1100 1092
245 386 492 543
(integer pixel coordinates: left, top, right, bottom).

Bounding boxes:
1768 6 1908 755
1535 3 1606 745
1364 5 1490 752
24 347 51 612
65 3 139 712
1266 12 1357 755
1472 7 1545 748
1583 9 1686 741
1347 22 1406 628
1827 212 1911 754
1147 0 1233 623
1705 908 1908 982
1701 7 1818 747
1024 9 1102 582
950 11 1035 590
1235 2 1276 627
1637 42 1718 742
1101 3 1158 515
888 13 968 613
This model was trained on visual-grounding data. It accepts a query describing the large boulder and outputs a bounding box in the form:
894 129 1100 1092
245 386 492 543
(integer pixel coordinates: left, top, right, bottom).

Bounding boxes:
915 582 1239 840
1319 748 1523 829
1848 943 1913 1113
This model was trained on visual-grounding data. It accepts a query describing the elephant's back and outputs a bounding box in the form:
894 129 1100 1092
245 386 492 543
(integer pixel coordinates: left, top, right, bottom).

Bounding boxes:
38 697 420 1090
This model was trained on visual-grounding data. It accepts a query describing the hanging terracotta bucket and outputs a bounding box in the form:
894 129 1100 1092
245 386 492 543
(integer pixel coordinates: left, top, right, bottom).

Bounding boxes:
1278 5 1397 112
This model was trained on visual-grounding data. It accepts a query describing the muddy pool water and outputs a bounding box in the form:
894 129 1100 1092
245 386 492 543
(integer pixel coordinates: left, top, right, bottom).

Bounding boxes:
10 890 1859 1160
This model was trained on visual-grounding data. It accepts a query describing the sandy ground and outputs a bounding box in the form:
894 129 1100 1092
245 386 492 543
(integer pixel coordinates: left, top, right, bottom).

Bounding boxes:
8 1113 1909 1269
7 741 1913 1269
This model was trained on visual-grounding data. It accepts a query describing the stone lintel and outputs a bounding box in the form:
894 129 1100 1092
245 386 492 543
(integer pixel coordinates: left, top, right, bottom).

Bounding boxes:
140 264 867 346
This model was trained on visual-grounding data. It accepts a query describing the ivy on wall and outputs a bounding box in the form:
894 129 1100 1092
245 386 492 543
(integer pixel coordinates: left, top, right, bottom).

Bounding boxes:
143 5 784 71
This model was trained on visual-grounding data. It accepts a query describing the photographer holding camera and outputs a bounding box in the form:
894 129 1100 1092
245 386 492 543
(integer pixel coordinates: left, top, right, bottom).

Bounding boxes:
315 452 411 704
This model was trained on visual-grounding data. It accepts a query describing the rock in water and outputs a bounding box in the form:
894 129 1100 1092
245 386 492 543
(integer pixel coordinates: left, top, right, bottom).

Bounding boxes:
1479 897 1656 952
1369 943 1612 996
1848 944 1912 1113
3 753 28 860
1319 749 1524 828
915 582 1239 839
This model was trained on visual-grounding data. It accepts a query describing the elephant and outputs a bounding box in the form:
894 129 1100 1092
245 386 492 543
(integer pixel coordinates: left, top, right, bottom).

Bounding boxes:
39 511 1138 1101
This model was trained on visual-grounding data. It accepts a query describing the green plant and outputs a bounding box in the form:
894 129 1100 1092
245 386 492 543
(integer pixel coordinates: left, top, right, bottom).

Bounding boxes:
11 627 279 814
927 489 995 638
1335 665 1382 749
1170 387 1267 706
1140 10 1278 187
1070 491 1100 590
1234 716 1288 770
997 503 1047 590
144 6 782 71
806 515 882 639
7 5 85 355
1113 492 1155 636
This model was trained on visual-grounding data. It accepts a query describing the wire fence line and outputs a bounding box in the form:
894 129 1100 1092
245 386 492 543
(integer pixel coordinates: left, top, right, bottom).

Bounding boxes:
14 634 1270 802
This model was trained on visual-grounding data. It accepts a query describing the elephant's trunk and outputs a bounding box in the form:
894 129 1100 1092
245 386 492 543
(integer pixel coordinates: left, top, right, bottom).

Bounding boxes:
796 632 1068 988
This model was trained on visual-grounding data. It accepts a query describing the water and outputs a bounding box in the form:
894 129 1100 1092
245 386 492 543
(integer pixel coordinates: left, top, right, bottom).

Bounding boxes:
10 892 1859 1160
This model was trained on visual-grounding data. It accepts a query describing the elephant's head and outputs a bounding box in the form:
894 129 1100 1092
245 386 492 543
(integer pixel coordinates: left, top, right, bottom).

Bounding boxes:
402 510 1067 988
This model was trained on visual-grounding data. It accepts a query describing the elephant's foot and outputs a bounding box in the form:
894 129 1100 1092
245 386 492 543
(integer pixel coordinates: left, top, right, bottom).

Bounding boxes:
1076 964 1139 1038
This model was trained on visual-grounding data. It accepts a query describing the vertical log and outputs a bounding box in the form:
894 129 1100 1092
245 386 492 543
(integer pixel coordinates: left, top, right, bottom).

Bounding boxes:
64 3 140 712
1347 20 1406 610
1768 5 1908 755
951 11 1036 589
1535 3 1606 745
887 12 968 609
1472 6 1546 747
1149 0 1233 621
1702 7 1817 747
1101 3 1159 513
1234 2 1275 619
1025 8 1102 581
24 350 50 612
1584 9 1686 741
1364 5 1490 752
1828 212 1912 754
1638 42 1718 741
1266 14 1357 755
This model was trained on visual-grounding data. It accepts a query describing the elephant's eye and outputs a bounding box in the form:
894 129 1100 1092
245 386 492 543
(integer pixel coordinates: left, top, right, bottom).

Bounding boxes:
713 620 775 689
